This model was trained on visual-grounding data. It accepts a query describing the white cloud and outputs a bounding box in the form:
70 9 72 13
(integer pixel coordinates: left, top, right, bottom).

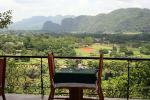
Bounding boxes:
0 0 150 22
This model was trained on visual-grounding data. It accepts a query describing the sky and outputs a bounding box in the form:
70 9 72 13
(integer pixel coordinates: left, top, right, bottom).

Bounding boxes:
0 0 150 22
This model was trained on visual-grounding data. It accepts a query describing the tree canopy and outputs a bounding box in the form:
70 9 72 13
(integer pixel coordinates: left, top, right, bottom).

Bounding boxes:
0 10 12 29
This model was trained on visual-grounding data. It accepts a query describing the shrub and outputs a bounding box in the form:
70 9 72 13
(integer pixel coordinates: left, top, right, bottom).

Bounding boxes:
102 49 109 54
125 50 134 56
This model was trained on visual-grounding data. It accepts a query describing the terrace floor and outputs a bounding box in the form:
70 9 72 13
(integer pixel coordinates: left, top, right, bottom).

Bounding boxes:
0 94 144 100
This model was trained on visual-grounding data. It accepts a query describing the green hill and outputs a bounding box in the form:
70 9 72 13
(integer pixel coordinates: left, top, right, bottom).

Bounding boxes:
43 8 150 33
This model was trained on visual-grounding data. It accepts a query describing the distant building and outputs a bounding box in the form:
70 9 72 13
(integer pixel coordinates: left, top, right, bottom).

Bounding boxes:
94 38 101 42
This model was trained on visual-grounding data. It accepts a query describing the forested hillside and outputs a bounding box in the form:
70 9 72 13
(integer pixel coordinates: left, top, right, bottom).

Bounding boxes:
43 8 150 33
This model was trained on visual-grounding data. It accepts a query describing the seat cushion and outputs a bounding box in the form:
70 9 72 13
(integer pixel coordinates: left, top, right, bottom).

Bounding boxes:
54 83 96 88
54 72 97 84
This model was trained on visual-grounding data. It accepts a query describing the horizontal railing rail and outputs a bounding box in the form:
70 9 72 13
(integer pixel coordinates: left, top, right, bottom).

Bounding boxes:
1 55 150 61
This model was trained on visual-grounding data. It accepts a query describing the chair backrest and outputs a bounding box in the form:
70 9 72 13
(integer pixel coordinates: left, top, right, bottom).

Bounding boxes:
97 53 104 84
48 52 55 85
0 58 6 89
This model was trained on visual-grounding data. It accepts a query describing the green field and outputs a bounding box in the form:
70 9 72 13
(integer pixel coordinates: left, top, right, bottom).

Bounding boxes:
75 43 150 58
75 43 112 56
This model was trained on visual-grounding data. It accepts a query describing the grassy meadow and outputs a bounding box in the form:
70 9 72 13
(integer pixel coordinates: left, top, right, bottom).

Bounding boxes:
75 43 150 58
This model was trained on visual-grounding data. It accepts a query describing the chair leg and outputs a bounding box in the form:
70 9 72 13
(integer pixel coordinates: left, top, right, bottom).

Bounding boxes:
97 86 104 100
2 94 6 100
48 87 55 100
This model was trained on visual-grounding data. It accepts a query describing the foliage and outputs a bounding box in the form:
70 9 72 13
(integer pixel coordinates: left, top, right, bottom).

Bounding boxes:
26 68 40 79
103 74 127 98
125 50 134 56
87 60 98 68
127 61 149 98
102 49 109 54
0 10 12 29
112 45 117 52
0 34 77 56
65 59 78 68
140 44 150 55
0 32 149 98
6 60 17 93
82 37 93 45
120 45 128 53
43 8 150 33
48 38 76 56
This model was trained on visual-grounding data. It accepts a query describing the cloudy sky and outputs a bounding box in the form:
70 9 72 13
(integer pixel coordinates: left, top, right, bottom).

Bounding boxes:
0 0 150 22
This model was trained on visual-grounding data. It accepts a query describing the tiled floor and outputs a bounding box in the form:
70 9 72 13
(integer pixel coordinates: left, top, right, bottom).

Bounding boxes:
0 94 144 100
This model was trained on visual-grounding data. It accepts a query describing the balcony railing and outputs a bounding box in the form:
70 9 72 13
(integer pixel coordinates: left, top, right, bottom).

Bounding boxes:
0 55 150 100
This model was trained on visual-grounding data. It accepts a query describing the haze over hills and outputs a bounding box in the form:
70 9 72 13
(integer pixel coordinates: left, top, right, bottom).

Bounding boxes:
9 8 150 33
9 15 74 30
43 8 150 33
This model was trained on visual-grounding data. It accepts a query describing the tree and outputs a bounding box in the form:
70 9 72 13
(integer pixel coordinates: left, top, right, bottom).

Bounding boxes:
83 37 93 45
2 42 16 54
102 49 109 54
119 45 128 53
48 38 76 56
140 44 150 55
0 10 12 29
125 50 134 56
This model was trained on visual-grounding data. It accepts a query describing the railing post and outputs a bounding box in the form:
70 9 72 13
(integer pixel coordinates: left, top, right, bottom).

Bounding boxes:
127 60 130 100
41 58 44 100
